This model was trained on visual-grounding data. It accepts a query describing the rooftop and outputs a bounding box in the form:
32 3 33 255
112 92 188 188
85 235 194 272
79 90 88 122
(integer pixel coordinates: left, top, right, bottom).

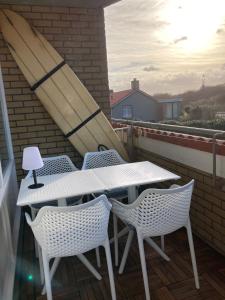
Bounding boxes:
110 89 134 106
110 79 182 107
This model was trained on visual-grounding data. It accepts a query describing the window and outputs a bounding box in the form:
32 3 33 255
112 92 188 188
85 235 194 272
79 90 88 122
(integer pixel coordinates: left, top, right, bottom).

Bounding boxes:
172 103 179 118
122 105 133 119
0 68 12 176
164 103 173 119
0 100 9 172
164 103 179 119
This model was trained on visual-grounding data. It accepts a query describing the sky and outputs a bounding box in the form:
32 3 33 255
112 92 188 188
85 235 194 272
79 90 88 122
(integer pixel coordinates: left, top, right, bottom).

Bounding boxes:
105 0 225 95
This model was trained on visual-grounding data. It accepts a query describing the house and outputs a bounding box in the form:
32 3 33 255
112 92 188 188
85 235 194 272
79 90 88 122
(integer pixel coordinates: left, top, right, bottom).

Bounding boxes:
158 97 183 120
110 79 182 121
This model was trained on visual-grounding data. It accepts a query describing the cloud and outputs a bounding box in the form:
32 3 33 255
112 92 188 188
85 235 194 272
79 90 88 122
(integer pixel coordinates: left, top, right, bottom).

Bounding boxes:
143 66 160 72
105 0 225 94
174 36 188 44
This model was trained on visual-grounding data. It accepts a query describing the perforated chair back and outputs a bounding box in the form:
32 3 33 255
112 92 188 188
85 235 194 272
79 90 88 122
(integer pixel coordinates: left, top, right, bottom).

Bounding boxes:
114 180 194 237
26 195 111 259
25 155 77 178
82 149 126 170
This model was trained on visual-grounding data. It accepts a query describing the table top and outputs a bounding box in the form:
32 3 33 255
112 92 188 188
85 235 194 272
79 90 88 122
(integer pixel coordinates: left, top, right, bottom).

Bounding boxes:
93 161 180 191
17 161 180 206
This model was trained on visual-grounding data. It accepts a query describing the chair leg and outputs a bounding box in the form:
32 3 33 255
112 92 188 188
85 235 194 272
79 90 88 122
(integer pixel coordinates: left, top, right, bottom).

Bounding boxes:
37 245 44 285
185 219 200 289
42 257 61 295
145 237 170 261
113 214 119 266
161 235 165 252
104 237 117 300
31 207 39 258
77 254 102 280
119 229 134 274
110 227 129 243
96 247 101 268
41 251 52 300
137 233 151 300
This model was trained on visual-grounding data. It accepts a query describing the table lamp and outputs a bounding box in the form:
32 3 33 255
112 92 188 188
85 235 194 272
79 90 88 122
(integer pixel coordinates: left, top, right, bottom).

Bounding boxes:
22 146 44 189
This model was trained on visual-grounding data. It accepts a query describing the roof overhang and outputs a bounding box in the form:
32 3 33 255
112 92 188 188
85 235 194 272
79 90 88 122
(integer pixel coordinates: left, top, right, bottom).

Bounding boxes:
0 0 121 8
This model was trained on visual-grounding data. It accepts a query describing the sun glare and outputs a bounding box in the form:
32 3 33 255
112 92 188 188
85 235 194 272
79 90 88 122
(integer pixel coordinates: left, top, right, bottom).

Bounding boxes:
158 0 225 53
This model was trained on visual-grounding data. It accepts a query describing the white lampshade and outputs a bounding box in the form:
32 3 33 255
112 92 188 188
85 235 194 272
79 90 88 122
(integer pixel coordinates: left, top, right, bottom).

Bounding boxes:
22 146 44 171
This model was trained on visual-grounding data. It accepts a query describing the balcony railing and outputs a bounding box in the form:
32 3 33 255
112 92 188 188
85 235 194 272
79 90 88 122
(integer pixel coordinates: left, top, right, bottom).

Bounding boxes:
113 118 225 258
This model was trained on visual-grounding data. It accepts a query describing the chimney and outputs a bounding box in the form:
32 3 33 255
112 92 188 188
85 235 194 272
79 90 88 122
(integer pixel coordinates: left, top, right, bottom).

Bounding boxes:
131 78 139 90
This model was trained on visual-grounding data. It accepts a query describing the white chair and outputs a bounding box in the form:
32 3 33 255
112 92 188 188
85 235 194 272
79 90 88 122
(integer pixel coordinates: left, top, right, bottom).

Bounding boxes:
82 149 128 266
26 154 77 177
82 149 128 200
111 180 199 300
25 155 81 282
25 195 116 300
25 155 80 215
82 149 126 169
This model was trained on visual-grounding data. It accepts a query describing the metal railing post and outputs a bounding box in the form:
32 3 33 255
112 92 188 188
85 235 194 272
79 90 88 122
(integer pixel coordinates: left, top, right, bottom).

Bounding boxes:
212 132 225 187
127 124 134 161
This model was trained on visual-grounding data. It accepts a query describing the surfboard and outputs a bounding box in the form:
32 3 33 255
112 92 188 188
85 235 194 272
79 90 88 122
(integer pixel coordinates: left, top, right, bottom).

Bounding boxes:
0 9 129 160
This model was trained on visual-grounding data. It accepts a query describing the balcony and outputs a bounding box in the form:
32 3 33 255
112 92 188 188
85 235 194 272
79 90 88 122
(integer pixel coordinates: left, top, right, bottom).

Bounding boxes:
0 2 224 299
10 119 225 300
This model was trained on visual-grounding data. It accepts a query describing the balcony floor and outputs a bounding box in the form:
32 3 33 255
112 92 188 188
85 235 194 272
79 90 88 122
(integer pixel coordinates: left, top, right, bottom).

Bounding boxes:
14 210 225 300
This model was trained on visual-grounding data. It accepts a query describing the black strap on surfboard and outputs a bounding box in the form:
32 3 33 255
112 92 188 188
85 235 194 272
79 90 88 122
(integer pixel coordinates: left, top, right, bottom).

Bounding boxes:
65 108 102 138
31 60 66 91
98 144 109 151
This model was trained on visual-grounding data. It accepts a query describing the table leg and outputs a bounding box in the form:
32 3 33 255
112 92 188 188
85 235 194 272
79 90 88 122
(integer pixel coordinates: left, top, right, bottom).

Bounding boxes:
111 186 137 251
57 198 67 206
128 186 138 203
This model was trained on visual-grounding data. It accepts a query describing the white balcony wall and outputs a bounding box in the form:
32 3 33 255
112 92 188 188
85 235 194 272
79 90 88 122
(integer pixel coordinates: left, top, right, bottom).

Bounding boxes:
134 135 225 179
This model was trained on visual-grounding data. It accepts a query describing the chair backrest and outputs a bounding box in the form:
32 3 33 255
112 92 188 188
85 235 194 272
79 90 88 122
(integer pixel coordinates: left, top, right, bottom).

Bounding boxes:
25 195 111 259
25 155 78 178
118 180 194 237
82 149 126 170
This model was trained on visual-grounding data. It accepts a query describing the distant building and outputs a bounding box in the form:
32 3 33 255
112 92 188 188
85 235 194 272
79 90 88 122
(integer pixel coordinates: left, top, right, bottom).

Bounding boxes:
110 79 182 121
216 112 225 119
158 98 183 120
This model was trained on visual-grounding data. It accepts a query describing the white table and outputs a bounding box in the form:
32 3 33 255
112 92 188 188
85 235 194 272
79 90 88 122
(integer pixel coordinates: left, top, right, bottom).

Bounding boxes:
17 161 180 207
17 161 180 278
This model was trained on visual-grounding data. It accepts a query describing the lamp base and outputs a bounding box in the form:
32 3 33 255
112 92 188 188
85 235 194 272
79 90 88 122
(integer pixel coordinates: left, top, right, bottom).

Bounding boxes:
28 183 44 189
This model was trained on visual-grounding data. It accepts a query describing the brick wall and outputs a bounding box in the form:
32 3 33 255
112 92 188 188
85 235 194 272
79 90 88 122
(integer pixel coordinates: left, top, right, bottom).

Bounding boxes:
0 4 110 179
135 145 225 257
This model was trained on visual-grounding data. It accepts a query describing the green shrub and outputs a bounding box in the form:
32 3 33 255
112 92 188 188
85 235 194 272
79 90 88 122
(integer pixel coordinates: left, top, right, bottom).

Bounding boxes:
160 119 225 130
